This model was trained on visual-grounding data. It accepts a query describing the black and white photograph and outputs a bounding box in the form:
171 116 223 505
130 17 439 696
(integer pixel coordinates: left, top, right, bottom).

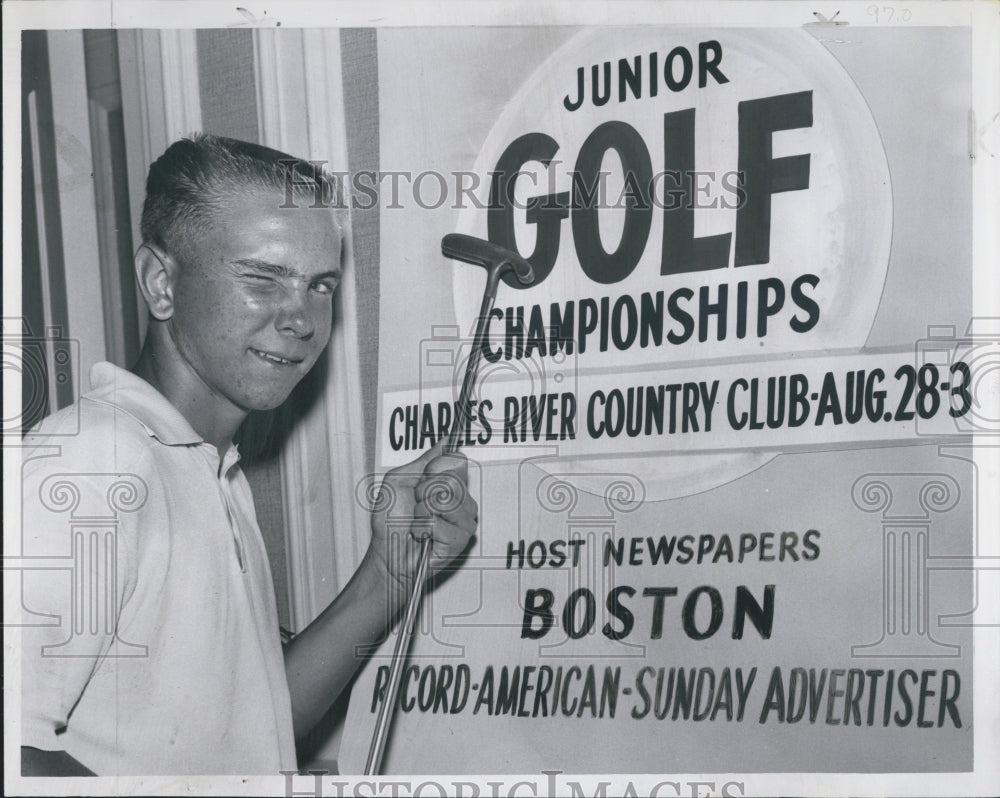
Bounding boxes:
4 2 1000 795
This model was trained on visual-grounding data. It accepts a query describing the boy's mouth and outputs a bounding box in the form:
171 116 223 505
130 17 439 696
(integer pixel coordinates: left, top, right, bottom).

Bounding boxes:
249 347 302 366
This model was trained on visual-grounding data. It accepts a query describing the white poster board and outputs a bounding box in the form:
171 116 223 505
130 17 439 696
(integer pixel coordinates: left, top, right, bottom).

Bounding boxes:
341 13 998 787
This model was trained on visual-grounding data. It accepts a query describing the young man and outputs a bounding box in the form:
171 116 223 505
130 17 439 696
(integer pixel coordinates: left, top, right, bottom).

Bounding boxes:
20 135 477 776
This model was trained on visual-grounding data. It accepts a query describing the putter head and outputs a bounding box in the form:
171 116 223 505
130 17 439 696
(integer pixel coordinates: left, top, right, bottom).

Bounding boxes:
442 233 536 287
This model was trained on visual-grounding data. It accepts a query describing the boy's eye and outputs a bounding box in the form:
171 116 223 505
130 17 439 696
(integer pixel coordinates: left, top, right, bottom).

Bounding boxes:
312 281 338 295
244 273 279 288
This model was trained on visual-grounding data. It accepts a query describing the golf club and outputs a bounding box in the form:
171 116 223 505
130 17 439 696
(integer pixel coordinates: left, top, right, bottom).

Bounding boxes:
365 234 536 775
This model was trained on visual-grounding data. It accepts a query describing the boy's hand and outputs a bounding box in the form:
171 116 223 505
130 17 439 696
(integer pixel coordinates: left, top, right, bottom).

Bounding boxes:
368 442 478 593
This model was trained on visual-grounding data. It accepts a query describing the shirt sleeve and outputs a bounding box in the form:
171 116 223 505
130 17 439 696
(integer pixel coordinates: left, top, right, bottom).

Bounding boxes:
19 444 140 753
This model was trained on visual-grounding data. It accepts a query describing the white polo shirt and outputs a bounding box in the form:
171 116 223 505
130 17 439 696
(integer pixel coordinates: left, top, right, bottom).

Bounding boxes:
20 362 298 775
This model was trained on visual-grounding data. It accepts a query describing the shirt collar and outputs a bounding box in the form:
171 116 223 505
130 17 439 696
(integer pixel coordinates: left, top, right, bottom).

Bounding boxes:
85 361 205 446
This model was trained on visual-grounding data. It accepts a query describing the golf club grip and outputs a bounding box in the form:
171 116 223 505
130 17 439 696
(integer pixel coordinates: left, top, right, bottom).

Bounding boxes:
441 234 534 283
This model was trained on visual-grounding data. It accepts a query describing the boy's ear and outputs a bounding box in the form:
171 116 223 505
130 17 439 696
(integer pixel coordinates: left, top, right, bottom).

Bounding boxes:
135 244 178 321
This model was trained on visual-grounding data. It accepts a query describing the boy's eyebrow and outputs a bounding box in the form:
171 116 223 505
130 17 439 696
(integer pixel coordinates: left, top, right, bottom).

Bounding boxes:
232 257 341 281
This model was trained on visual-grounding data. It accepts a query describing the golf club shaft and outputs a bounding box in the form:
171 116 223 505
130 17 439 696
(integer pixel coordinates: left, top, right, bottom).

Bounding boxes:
446 287 497 456
364 534 432 775
365 289 498 775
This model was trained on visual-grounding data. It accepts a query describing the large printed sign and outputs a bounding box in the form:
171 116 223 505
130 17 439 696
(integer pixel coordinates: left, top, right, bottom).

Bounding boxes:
342 23 984 776
452 28 891 365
